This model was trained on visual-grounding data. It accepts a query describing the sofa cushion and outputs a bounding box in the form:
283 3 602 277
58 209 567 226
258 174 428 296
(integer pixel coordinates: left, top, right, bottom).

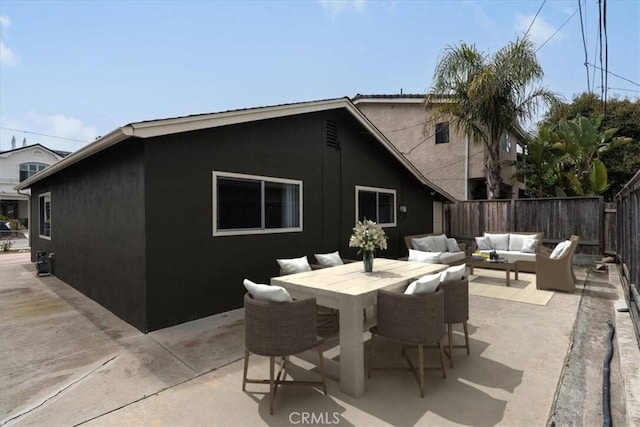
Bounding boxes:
439 251 466 264
521 238 539 253
550 240 571 259
412 236 435 252
430 234 449 252
446 238 459 252
440 263 466 282
243 279 292 303
277 256 312 274
404 273 441 295
477 250 536 263
485 233 510 250
475 236 491 250
314 251 344 267
409 249 442 264
508 233 538 252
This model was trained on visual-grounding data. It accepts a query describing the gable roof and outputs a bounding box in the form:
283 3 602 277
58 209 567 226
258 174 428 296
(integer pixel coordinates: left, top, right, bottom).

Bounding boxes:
15 97 456 202
0 143 71 159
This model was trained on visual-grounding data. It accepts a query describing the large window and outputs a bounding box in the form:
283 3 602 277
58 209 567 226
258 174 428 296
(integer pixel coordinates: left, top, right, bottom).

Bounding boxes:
435 122 449 144
213 172 302 236
39 193 51 239
20 162 48 182
355 186 396 227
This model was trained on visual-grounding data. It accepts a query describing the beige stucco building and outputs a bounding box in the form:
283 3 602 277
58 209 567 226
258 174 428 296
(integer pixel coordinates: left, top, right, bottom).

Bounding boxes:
353 94 523 201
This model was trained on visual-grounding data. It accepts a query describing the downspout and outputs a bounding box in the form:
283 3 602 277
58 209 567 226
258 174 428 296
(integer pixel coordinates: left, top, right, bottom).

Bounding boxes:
464 135 470 200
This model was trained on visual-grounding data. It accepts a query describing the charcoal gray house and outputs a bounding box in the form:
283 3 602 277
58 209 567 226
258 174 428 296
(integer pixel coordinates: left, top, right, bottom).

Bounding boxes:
16 98 455 332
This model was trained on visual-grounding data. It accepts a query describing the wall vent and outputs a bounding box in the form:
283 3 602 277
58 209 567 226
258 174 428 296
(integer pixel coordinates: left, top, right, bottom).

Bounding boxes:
325 120 339 148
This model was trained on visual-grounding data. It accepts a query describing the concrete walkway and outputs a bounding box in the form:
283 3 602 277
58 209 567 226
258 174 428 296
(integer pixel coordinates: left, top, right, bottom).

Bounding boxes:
0 252 635 426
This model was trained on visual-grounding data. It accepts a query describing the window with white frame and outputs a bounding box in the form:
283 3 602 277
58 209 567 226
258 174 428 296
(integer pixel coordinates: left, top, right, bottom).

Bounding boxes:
212 172 302 236
39 192 51 239
355 186 396 227
20 162 48 182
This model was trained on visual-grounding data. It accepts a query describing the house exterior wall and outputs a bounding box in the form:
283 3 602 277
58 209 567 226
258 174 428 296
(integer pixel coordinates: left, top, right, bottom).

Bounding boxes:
142 110 435 330
356 99 522 200
0 145 64 221
29 141 147 330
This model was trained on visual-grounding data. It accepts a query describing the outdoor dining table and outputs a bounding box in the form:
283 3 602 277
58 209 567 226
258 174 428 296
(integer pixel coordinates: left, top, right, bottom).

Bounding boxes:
271 258 449 398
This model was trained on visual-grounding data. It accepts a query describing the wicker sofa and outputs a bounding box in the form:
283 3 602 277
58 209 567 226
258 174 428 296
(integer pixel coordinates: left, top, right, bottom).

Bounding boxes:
473 231 543 273
403 233 466 265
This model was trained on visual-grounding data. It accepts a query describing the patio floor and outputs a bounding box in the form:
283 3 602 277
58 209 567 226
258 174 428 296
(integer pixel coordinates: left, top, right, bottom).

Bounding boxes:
0 252 633 426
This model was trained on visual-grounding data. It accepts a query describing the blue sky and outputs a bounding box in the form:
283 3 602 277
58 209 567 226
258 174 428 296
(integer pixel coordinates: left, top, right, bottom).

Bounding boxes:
1 0 639 152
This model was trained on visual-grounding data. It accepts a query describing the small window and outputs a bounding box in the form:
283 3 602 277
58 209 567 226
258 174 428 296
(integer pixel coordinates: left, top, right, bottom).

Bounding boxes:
39 193 51 239
435 122 449 144
213 172 302 236
19 162 48 182
355 186 396 227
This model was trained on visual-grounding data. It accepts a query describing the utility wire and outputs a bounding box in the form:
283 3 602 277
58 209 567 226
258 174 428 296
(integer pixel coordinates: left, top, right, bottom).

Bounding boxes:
524 0 548 40
535 7 580 53
598 0 605 107
578 0 590 92
0 126 92 143
587 63 640 87
603 0 609 117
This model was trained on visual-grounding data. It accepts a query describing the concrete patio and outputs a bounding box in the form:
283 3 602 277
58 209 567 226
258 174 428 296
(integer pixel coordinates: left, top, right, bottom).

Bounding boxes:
1 252 636 426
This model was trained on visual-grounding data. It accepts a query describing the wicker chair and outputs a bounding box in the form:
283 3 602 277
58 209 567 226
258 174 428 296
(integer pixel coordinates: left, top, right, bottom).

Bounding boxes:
438 277 470 368
368 289 446 397
536 235 580 293
242 294 327 415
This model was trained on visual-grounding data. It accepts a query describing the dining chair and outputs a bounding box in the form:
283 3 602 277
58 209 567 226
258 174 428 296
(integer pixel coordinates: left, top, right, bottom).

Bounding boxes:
438 277 470 368
242 293 327 415
368 289 446 397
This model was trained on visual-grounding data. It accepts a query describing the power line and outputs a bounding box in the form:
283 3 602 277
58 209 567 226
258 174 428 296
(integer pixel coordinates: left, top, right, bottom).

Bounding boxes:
0 126 92 143
578 0 590 92
586 63 640 87
524 0 548 40
535 7 580 53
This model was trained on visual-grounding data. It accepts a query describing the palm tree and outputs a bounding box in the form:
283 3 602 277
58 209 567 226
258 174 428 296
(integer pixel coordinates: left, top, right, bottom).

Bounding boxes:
426 38 556 199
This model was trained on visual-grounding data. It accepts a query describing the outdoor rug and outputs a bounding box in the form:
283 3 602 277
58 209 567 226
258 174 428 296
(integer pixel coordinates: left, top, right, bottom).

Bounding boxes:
468 268 554 306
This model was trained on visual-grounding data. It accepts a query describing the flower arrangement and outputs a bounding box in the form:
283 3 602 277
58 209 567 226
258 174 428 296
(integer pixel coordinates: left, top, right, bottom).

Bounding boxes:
349 219 388 254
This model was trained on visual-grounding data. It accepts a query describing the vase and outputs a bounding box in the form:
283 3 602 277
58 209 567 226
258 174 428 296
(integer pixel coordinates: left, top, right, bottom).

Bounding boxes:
363 251 374 273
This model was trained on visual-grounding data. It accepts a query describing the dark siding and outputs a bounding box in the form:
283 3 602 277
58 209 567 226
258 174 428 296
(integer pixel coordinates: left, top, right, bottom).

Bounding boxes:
143 110 435 330
30 141 147 331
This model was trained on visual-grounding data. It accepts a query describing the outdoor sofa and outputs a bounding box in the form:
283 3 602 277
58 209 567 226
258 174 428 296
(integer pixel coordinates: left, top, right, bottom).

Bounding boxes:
472 232 542 273
403 233 466 265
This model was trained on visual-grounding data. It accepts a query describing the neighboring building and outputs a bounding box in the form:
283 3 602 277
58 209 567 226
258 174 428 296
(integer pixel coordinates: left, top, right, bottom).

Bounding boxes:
0 143 70 225
16 97 455 332
352 94 525 200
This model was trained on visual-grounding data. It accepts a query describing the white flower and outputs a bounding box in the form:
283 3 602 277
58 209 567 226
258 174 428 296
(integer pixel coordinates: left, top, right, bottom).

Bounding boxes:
348 218 388 254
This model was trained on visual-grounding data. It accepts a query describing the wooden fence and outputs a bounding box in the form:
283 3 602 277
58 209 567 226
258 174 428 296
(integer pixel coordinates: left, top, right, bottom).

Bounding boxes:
445 196 604 256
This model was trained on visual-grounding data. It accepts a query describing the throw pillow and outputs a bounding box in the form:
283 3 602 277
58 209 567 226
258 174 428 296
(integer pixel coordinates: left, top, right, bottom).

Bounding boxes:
521 238 539 254
475 236 491 250
440 263 466 282
243 279 292 302
404 273 442 295
508 234 538 252
277 256 312 274
446 238 459 253
430 234 449 252
408 249 442 264
550 240 571 259
411 236 435 252
485 233 510 251
314 251 344 267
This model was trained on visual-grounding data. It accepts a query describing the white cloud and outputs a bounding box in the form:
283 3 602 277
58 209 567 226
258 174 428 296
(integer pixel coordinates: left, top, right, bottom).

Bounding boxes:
1 112 99 152
319 0 366 16
515 14 561 46
0 15 17 66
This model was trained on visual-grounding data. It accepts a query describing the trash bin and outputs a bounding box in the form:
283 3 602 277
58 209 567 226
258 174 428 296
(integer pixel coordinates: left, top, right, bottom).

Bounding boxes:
36 251 51 276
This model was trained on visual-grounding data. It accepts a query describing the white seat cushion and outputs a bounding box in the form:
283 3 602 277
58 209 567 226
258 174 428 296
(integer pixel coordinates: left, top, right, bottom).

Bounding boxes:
277 256 312 274
243 279 292 302
439 251 465 264
440 263 466 282
408 249 442 264
404 273 441 295
495 250 537 263
314 251 344 267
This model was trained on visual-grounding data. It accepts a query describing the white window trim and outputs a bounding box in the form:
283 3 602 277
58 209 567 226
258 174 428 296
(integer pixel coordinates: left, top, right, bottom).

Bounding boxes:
212 171 303 236
355 185 397 228
39 192 52 240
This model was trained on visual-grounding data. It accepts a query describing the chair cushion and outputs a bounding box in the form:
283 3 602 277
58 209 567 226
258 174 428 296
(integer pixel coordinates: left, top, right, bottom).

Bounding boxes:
446 238 459 252
485 233 510 250
277 256 312 274
550 240 571 259
411 236 435 252
430 234 449 252
440 263 466 282
508 234 538 252
243 279 292 302
475 236 491 250
521 238 539 253
404 273 441 295
408 249 442 264
439 251 465 264
314 251 344 267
